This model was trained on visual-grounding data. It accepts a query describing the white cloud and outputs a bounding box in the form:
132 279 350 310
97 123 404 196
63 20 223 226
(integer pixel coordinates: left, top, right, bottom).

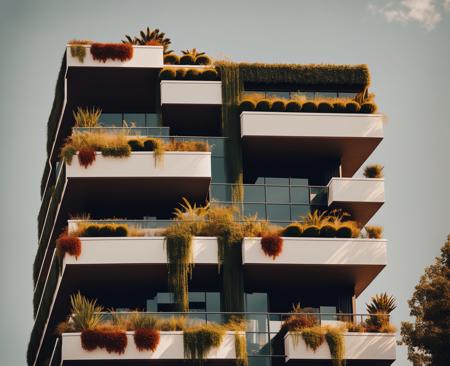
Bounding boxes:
369 0 450 30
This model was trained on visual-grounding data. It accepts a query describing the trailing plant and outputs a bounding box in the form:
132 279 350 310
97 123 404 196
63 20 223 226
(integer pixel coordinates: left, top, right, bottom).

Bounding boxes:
70 292 103 331
56 232 81 259
78 146 96 168
184 323 225 363
73 107 101 127
364 164 384 178
365 225 383 239
301 326 325 351
122 27 172 54
234 332 248 366
90 43 133 62
134 328 160 352
260 234 283 259
281 304 318 332
325 328 345 366
68 40 92 62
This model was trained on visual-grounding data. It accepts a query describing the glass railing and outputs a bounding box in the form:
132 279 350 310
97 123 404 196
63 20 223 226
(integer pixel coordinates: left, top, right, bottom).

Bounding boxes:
210 183 328 224
73 126 170 136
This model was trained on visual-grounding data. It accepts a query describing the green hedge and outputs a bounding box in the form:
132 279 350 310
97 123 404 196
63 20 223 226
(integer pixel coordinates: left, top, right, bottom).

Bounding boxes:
159 68 220 81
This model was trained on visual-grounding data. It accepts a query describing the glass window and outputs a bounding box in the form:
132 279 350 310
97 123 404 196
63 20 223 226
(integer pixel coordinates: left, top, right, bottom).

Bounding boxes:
310 187 328 205
267 204 290 221
244 204 266 219
210 183 231 202
211 158 227 183
316 91 338 99
290 205 310 221
290 186 309 204
156 292 174 304
292 91 315 100
246 333 270 355
123 113 145 127
99 113 122 127
266 90 290 99
246 293 268 312
146 113 160 127
290 178 308 185
244 185 265 203
208 138 225 157
189 292 205 302
265 177 288 185
338 92 357 99
266 186 289 204
320 306 337 321
206 292 221 311
248 356 271 366
146 299 157 312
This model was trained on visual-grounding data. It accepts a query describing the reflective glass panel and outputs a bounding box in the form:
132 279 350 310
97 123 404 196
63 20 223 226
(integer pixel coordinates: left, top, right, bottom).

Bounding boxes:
211 158 227 183
99 113 122 127
316 91 338 99
266 186 289 203
338 92 357 99
146 113 160 127
210 184 231 202
266 91 290 99
208 138 225 157
246 333 270 355
244 204 266 219
290 205 310 220
267 204 290 221
124 113 145 127
310 187 328 205
244 185 265 203
265 177 288 185
248 356 271 366
246 293 268 312
290 186 309 204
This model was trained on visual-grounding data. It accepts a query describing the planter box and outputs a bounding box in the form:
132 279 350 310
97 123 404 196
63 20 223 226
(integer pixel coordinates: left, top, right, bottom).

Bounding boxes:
65 152 211 179
63 237 219 267
62 331 240 361
161 80 222 105
284 332 396 363
66 45 164 68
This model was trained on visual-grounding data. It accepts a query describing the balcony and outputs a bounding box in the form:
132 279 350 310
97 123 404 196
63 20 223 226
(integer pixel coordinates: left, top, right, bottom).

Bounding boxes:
328 178 385 225
160 81 222 136
285 331 396 365
66 45 164 68
242 237 387 296
61 331 240 363
240 111 384 177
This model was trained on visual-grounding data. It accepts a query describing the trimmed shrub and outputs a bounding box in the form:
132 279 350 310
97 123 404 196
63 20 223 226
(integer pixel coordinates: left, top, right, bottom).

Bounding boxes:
159 68 176 80
201 69 219 81
336 225 352 238
146 40 162 46
239 100 256 112
134 328 160 352
318 102 334 113
78 147 96 168
185 69 200 80
333 102 346 113
282 314 317 332
143 138 158 151
114 225 128 237
345 101 361 113
101 330 128 354
286 101 302 112
179 54 195 65
90 43 133 63
360 102 378 114
83 225 100 237
302 101 317 112
101 145 131 158
81 329 100 351
271 100 286 112
175 69 187 80
261 234 283 259
163 54 179 65
56 234 81 258
255 99 271 111
195 55 211 65
302 225 320 237
98 225 116 237
365 226 383 239
128 139 145 151
364 164 383 178
319 224 337 238
282 223 303 237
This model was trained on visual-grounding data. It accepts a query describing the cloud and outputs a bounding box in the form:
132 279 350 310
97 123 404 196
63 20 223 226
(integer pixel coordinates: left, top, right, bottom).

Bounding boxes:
369 0 450 30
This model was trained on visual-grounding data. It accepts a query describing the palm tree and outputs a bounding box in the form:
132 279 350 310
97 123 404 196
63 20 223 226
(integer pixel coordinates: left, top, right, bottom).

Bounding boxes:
366 293 397 314
122 27 173 54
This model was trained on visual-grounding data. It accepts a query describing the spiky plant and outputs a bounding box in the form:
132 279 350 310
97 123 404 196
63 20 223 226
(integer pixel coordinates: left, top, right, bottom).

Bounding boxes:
173 197 210 221
122 27 173 54
70 292 103 331
73 107 102 127
181 48 205 59
366 293 397 314
300 210 329 226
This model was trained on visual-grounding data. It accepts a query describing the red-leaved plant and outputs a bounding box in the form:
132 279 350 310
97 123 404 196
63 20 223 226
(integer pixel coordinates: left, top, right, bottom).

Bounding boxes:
56 232 81 258
81 328 128 354
78 146 96 168
146 40 161 46
261 234 283 259
134 328 160 351
90 43 133 62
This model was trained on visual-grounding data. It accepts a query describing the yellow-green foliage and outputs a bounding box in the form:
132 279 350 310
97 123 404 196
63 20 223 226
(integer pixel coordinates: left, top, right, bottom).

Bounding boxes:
184 323 225 362
68 40 92 63
365 225 383 239
73 107 102 127
234 333 248 366
325 328 345 366
70 292 103 331
364 164 384 178
301 327 325 351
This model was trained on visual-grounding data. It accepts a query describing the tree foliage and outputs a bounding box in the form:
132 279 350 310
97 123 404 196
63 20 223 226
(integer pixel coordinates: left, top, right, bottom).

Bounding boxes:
401 235 450 365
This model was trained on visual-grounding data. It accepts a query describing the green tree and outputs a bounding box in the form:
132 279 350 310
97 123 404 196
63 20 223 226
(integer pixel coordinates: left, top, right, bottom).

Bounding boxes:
401 235 450 365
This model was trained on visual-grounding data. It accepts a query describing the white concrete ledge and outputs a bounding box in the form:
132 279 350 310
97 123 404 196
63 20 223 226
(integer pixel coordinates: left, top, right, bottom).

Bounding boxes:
62 331 239 361
66 45 164 68
240 111 384 138
242 237 387 265
285 332 396 362
328 178 385 205
65 152 211 178
161 80 222 105
63 237 219 268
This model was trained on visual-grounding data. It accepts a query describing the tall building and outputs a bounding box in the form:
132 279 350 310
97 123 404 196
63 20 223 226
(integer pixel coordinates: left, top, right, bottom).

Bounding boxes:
28 36 396 366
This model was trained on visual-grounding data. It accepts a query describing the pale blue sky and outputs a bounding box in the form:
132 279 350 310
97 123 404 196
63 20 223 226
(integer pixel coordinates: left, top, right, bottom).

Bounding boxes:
1 0 449 365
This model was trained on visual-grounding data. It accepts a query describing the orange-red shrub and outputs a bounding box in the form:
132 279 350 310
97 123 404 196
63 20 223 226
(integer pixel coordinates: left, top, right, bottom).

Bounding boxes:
261 234 283 259
56 233 81 258
281 314 318 332
78 147 96 168
146 40 161 46
81 329 127 354
134 328 160 351
90 43 133 62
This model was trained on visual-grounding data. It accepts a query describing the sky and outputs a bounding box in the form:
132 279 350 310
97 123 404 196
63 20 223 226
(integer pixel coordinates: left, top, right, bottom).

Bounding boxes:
0 0 449 365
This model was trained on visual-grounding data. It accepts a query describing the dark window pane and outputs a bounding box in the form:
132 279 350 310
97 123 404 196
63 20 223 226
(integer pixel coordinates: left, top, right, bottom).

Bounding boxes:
310 187 328 205
248 356 271 366
266 186 289 203
290 178 309 185
267 204 290 221
206 292 221 312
